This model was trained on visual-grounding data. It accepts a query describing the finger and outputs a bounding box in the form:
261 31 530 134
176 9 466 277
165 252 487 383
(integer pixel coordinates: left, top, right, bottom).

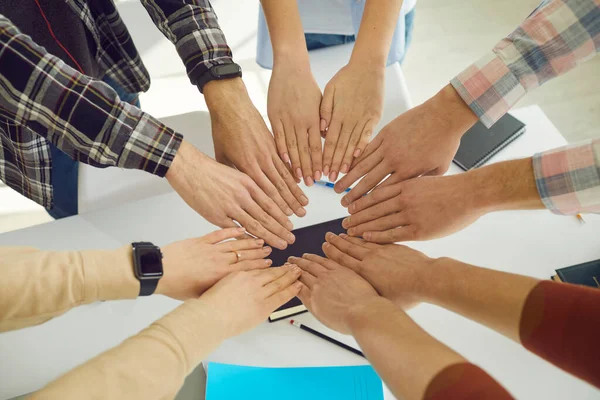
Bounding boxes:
283 119 303 180
322 118 341 179
235 209 289 250
263 264 302 297
340 234 382 250
299 270 317 290
216 237 265 252
334 145 383 195
329 122 356 180
364 226 417 243
267 281 303 313
352 213 410 238
288 255 328 276
245 197 295 248
308 125 323 181
254 165 295 217
301 253 340 270
352 120 376 160
345 196 402 228
339 122 365 175
296 281 312 307
294 125 314 186
320 84 334 132
322 241 361 270
340 160 389 207
200 227 248 244
231 258 273 271
325 232 370 261
350 132 383 169
347 183 402 215
231 246 273 263
272 119 290 165
272 157 309 214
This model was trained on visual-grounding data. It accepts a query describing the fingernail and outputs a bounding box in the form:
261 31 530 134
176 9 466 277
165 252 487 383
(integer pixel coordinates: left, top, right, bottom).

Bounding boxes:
348 228 355 235
349 203 355 213
306 177 314 186
237 227 246 232
285 207 293 216
330 171 338 182
323 165 330 176
292 266 301 274
296 168 303 179
288 256 298 262
323 242 330 249
296 207 307 217
287 233 296 243
302 253 310 258
265 259 272 265
278 239 288 249
314 171 322 181
341 164 349 174
342 218 349 228
320 118 327 131
283 153 290 163
354 149 361 157
340 233 348 238
286 220 294 230
341 196 349 207
325 231 333 239
300 196 309 206
255 239 264 245
263 246 272 253
295 281 303 289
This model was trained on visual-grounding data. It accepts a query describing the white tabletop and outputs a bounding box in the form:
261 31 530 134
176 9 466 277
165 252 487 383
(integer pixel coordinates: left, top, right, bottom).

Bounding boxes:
0 106 599 400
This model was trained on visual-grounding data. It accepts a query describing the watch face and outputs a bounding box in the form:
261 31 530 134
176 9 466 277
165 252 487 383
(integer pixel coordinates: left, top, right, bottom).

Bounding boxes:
214 63 241 78
138 248 163 276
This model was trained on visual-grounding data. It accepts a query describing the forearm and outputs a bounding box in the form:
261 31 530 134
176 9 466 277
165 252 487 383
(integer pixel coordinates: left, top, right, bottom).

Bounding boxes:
260 0 309 66
0 246 138 332
31 298 226 399
351 0 404 68
348 298 466 400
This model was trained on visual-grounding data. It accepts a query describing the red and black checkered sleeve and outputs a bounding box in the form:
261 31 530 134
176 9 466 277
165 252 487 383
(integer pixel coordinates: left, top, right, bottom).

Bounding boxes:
0 15 182 177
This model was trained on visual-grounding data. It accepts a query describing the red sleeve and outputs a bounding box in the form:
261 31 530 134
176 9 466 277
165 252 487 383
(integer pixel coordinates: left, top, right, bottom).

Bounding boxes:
520 281 600 388
424 363 513 400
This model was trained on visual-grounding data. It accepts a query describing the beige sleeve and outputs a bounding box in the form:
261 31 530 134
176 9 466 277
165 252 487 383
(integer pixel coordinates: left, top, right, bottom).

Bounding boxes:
30 298 225 400
0 245 139 332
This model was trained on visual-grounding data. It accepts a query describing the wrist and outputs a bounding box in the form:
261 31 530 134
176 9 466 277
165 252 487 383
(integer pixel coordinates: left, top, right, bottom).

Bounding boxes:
421 257 467 305
428 84 479 140
203 77 248 112
346 296 396 334
273 45 310 68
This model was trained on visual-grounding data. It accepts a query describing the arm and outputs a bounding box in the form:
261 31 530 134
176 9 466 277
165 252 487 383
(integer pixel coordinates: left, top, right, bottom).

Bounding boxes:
260 0 323 185
0 15 181 176
292 254 513 400
321 0 403 181
31 265 302 399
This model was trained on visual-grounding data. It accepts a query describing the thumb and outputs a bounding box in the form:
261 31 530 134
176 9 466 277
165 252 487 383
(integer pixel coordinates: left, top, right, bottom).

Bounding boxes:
320 85 334 132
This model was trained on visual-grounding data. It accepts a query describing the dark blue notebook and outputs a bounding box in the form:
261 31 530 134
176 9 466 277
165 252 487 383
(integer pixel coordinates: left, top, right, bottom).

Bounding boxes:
552 259 600 289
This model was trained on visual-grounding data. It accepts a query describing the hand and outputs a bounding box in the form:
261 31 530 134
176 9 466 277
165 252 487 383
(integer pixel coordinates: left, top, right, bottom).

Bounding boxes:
342 174 484 242
156 228 274 300
320 63 384 182
205 78 309 218
268 61 323 185
199 264 302 338
289 254 380 334
334 84 478 205
166 140 295 250
322 233 437 309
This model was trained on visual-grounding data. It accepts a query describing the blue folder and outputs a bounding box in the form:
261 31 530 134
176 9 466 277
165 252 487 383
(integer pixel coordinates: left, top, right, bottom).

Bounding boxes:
206 363 384 400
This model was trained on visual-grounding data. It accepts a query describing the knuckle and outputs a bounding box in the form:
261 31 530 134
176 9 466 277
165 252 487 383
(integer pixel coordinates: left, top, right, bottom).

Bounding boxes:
247 220 261 232
302 145 310 154
288 137 297 149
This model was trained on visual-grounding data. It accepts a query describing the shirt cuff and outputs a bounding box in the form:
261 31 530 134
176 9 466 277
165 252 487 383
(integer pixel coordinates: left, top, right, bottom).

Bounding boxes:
533 139 600 215
451 51 527 128
116 110 183 178
80 245 139 302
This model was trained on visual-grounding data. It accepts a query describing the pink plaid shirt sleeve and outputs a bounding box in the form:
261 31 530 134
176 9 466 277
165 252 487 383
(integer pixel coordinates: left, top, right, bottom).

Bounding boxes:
451 0 600 128
533 139 600 215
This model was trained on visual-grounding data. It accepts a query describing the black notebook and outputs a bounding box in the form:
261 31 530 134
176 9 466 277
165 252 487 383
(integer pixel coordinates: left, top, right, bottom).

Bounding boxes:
551 259 600 289
268 218 346 322
453 113 526 171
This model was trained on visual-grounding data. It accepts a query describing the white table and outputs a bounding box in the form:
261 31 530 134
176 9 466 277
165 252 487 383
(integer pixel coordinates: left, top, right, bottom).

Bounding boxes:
1 106 599 400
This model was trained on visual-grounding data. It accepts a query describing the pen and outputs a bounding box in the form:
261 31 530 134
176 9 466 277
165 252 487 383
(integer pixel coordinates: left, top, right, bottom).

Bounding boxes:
314 180 351 193
290 320 365 358
576 214 585 224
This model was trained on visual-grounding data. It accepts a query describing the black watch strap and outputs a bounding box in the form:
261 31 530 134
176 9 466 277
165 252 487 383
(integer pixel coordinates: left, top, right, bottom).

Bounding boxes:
197 62 242 93
132 242 163 297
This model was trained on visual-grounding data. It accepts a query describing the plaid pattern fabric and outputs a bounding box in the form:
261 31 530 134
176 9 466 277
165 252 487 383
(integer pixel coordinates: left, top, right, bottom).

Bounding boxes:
451 0 600 128
533 139 600 215
0 16 182 209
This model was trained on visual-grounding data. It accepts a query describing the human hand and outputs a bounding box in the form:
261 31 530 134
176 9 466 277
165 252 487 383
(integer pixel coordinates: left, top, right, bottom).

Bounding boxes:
334 84 478 205
156 228 274 300
320 63 384 182
289 254 379 334
322 233 437 309
166 140 295 250
205 78 309 218
199 264 302 338
268 61 323 185
342 174 484 242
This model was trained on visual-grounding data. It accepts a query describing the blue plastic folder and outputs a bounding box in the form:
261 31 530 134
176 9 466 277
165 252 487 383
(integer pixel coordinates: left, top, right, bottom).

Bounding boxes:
206 363 384 400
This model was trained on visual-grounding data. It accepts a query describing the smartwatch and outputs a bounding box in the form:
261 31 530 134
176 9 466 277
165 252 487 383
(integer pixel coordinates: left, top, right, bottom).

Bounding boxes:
132 242 163 296
196 62 242 93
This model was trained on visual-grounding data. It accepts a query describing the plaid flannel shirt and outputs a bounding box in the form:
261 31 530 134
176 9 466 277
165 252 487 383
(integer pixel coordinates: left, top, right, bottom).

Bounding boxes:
451 0 600 215
0 0 232 210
